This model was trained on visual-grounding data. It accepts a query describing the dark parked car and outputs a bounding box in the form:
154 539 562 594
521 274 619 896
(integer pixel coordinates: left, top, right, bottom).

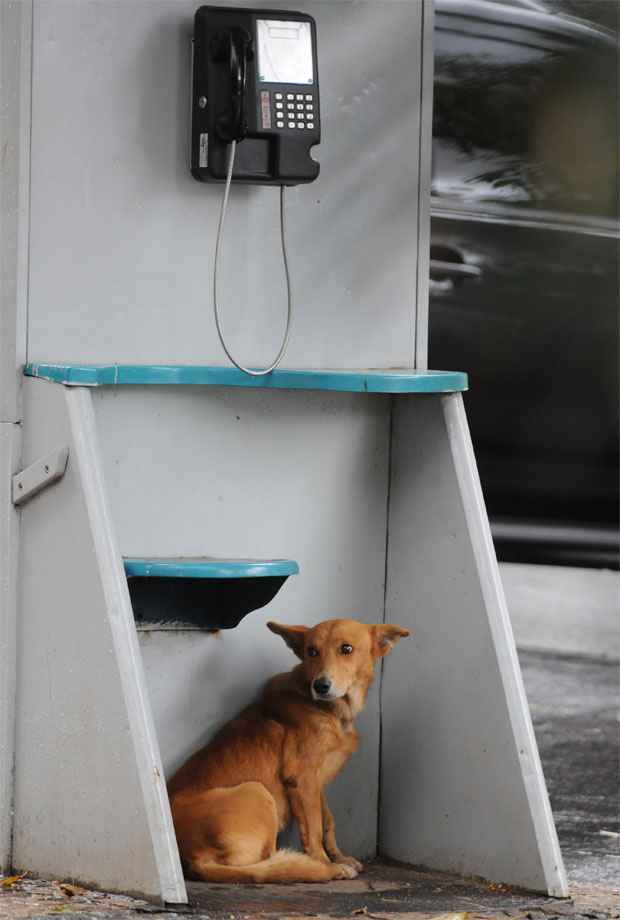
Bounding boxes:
429 0 619 569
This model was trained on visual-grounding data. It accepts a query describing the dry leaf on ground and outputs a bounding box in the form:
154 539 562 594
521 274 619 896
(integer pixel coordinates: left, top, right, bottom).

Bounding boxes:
0 875 26 889
428 913 471 920
58 883 85 898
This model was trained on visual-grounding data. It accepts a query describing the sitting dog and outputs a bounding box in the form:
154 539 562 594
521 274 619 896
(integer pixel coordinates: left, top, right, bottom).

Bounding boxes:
168 617 409 883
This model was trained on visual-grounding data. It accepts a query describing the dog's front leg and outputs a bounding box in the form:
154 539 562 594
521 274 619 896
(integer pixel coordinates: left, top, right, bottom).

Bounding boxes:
286 778 331 865
321 793 363 872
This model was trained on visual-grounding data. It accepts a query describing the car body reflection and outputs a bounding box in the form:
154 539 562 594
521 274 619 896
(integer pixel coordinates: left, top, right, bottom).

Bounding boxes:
429 0 619 569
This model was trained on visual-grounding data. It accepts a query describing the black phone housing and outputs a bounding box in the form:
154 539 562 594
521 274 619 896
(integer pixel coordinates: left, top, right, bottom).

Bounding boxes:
191 5 320 186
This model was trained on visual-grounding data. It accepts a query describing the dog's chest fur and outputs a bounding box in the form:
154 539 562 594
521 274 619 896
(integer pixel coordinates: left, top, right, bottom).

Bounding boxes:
315 724 359 785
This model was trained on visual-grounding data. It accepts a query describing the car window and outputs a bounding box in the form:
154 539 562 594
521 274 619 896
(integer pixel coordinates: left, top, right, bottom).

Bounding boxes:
432 1 619 221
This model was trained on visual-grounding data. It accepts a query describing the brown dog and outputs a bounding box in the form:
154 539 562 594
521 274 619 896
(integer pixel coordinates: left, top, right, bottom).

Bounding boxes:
168 617 409 883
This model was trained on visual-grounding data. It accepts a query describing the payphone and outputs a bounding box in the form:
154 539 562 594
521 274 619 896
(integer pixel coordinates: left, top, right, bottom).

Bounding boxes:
190 6 321 375
191 6 320 184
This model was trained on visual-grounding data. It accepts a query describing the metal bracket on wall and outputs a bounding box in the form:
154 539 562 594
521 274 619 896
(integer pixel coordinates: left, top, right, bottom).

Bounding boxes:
12 446 69 506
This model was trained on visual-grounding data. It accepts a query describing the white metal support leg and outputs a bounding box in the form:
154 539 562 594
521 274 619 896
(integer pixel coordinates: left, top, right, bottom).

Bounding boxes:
0 422 21 872
13 378 186 902
380 393 567 896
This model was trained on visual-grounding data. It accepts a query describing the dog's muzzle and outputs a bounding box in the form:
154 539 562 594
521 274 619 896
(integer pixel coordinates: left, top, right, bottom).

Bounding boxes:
311 676 345 701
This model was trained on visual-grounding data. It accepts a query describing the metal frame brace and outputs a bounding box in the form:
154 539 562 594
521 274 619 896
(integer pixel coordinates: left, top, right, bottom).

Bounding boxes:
12 446 69 506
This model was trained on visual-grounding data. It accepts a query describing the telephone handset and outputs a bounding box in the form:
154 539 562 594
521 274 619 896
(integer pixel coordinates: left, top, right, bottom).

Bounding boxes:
212 26 252 142
191 6 320 184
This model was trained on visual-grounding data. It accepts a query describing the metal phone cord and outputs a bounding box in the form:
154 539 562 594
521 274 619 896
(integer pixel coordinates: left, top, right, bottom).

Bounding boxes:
213 139 293 376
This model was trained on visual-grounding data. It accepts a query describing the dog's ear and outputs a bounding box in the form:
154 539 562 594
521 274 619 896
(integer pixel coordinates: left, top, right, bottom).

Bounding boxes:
371 624 410 659
267 621 309 659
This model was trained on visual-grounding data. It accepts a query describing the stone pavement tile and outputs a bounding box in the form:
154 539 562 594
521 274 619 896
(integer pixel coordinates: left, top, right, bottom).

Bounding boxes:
185 861 620 918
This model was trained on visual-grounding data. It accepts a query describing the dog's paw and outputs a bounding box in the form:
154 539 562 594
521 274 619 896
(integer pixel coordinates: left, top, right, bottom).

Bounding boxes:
340 856 363 873
332 862 358 879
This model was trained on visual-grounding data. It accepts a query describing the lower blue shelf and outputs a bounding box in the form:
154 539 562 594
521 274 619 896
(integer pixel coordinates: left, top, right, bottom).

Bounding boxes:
123 557 299 579
123 556 299 629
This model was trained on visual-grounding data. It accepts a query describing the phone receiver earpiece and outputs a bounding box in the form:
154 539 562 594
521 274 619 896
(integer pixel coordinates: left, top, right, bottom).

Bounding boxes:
211 27 252 143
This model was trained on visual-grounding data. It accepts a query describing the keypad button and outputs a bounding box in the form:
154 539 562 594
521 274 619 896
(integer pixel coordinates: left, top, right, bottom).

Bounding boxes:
296 103 303 110
306 103 314 111
287 93 294 100
298 112 305 119
305 94 313 100
288 121 295 128
307 121 314 129
276 120 284 128
287 102 294 110
297 122 304 128
275 93 283 100
296 93 303 100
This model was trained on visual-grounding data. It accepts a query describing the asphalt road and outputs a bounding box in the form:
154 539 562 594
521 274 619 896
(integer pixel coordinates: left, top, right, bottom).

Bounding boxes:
520 650 619 889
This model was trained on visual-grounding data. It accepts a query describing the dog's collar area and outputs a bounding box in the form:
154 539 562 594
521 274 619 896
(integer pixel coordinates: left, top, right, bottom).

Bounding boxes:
313 694 356 728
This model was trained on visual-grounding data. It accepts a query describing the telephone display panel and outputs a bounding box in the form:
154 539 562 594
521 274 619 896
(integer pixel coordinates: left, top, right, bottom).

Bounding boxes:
257 19 313 84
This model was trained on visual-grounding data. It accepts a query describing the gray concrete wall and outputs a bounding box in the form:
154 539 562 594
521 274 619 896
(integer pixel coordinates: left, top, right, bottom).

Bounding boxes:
94 385 392 860
0 0 31 873
3 0 432 872
28 0 427 370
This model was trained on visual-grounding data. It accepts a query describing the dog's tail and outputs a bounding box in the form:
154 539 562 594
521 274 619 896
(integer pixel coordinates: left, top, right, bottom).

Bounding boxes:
187 848 357 883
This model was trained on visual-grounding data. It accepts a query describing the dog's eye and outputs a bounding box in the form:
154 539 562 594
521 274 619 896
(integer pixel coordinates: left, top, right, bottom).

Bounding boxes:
340 644 353 655
307 646 319 658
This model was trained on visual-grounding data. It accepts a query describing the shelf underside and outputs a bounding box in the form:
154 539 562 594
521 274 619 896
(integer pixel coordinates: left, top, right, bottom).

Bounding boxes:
124 557 298 629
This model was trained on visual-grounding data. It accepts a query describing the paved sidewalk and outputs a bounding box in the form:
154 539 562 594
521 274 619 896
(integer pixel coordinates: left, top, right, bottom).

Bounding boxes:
0 862 618 920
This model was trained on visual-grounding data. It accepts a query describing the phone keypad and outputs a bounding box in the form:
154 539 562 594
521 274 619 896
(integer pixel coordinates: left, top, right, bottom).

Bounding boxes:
262 90 318 132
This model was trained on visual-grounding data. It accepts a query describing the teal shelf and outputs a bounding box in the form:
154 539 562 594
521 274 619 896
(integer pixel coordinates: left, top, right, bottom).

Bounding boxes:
124 556 299 629
24 364 468 394
123 557 299 579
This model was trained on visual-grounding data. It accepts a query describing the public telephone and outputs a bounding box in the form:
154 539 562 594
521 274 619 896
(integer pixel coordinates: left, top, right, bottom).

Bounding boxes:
190 5 321 375
191 6 320 184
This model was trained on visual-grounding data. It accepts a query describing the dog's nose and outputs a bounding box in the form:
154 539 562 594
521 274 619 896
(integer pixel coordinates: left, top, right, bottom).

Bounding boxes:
313 677 331 697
